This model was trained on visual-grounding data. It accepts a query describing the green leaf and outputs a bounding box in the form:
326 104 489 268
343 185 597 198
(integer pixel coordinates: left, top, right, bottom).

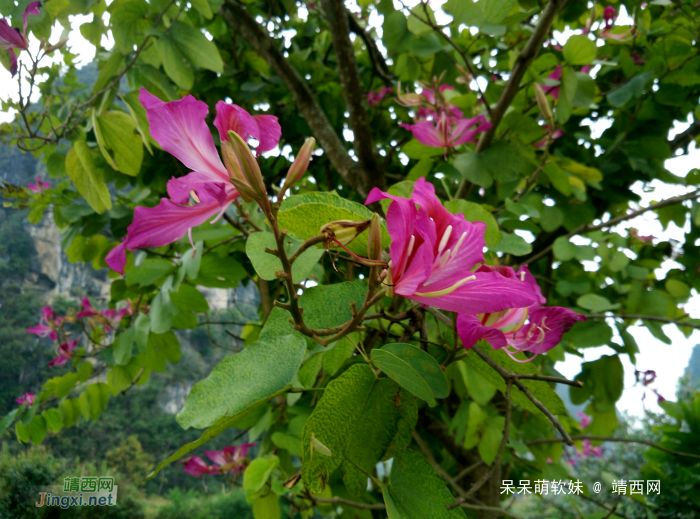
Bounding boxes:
454 142 522 188
92 53 125 94
194 254 247 288
401 140 443 160
301 364 417 495
461 345 567 417
297 353 324 388
576 294 620 313
189 0 213 19
489 232 531 256
299 282 367 329
563 35 597 65
278 192 390 255
177 334 306 429
384 449 466 518
542 163 572 196
665 279 690 299
379 343 448 399
126 258 174 286
323 337 356 376
444 200 502 246
147 390 287 480
108 0 150 55
93 110 144 176
169 22 223 73
244 456 280 501
170 283 210 313
563 320 613 348
246 232 324 283
552 236 577 261
478 415 505 465
65 140 112 214
252 493 281 519
113 327 135 365
607 72 654 108
372 348 436 406
28 415 47 444
407 4 435 36
156 35 194 90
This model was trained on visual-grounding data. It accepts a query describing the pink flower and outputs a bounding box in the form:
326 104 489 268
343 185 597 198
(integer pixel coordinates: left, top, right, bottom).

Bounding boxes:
48 339 78 368
15 392 36 406
106 89 281 274
576 412 591 428
77 297 131 330
183 443 255 476
630 229 654 242
582 439 603 458
456 265 586 362
534 126 564 148
213 102 281 155
635 369 657 386
542 65 561 100
367 86 393 106
401 114 492 151
27 306 60 341
603 6 616 27
27 175 50 193
0 1 40 76
652 389 665 403
365 179 541 315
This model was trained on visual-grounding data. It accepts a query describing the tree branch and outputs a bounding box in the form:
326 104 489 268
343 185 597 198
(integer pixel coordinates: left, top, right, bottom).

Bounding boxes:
520 187 700 266
447 381 513 510
413 430 466 497
346 13 393 84
669 120 700 153
320 0 384 193
526 435 700 460
586 313 700 329
219 0 376 198
455 0 566 198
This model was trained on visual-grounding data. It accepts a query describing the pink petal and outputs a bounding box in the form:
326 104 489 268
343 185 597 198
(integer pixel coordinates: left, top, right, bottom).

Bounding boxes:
27 183 40 193
167 174 230 205
0 19 26 49
205 450 227 467
183 457 212 476
213 101 258 143
49 355 70 368
76 297 100 318
408 269 542 315
139 89 228 183
26 324 52 337
106 243 127 275
22 1 41 34
405 120 445 148
253 115 282 154
510 306 586 355
456 314 508 350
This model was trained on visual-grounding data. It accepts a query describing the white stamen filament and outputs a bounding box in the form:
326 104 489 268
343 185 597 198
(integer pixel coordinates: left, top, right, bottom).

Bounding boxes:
406 235 416 257
190 190 201 204
520 271 526 281
451 231 467 258
440 250 450 268
438 225 453 254
415 275 476 298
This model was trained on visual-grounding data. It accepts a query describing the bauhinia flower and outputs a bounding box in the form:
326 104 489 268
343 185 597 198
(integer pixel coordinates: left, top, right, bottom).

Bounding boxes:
27 175 50 193
183 443 255 476
16 392 36 406
400 84 491 152
0 1 40 76
577 439 603 458
365 179 541 314
77 297 132 331
456 265 586 362
541 65 562 100
576 411 591 428
49 339 78 368
27 306 62 341
105 89 281 274
367 86 393 106
599 6 636 41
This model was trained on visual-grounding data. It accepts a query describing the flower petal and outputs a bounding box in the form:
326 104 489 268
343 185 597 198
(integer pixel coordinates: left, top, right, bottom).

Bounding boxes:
457 314 507 351
253 115 282 154
139 88 228 183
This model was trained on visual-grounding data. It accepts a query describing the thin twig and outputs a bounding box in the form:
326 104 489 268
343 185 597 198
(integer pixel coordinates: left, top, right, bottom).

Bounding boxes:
413 430 466 497
586 314 700 330
526 435 700 460
520 187 700 266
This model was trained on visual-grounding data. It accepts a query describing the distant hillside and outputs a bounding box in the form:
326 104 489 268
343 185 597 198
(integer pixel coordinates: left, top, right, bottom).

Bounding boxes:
685 344 700 383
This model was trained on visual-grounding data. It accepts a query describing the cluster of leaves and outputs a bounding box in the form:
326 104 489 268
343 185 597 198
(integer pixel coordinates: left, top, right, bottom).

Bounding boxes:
2 0 700 517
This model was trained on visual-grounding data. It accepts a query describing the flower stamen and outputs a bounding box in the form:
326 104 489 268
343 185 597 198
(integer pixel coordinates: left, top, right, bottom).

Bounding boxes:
415 274 475 297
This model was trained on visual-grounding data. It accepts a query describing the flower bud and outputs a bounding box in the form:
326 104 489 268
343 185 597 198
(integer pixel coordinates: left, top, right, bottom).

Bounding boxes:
534 84 553 126
396 82 423 107
45 37 68 54
367 213 382 261
320 219 371 248
282 137 315 194
224 130 270 213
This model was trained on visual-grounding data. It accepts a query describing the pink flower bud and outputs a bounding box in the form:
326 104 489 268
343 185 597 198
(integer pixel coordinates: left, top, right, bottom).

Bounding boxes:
282 137 315 194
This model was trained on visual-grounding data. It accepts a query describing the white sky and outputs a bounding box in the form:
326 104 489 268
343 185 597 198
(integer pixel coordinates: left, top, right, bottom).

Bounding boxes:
1 1 698 417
